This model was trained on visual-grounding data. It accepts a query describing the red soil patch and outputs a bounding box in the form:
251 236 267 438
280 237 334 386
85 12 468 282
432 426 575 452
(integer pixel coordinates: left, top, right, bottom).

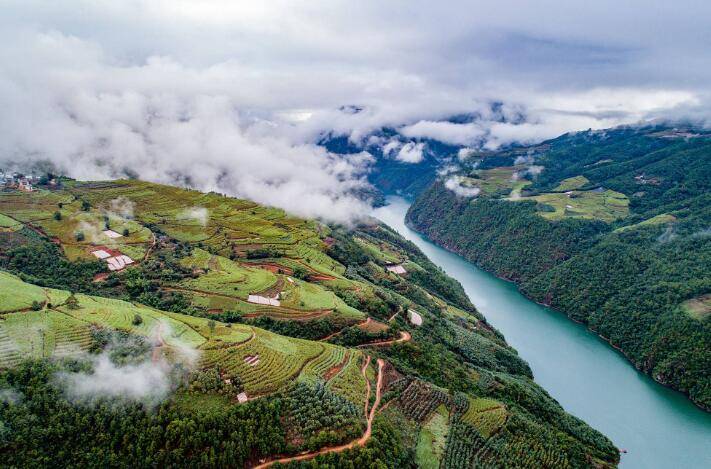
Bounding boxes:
323 351 351 381
308 273 337 281
357 317 389 334
357 331 411 348
246 262 293 275
92 272 109 283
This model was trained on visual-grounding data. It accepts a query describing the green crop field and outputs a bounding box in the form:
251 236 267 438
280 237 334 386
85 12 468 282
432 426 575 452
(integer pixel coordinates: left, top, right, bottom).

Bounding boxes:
0 213 21 231
614 213 677 233
461 397 507 438
354 236 402 265
0 271 47 312
460 167 526 196
327 351 367 405
554 175 590 191
416 404 450 469
522 188 629 223
178 248 278 297
0 273 363 402
199 327 324 395
300 344 349 382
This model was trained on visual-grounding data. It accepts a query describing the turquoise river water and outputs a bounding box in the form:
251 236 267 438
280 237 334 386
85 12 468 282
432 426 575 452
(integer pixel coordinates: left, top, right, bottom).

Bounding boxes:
373 196 711 469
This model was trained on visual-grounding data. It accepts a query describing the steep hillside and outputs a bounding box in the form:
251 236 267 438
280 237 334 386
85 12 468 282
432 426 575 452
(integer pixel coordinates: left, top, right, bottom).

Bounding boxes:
407 125 711 410
0 180 619 467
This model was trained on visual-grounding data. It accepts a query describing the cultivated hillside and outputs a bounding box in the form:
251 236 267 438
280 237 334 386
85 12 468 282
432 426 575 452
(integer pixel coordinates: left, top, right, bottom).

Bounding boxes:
407 125 711 410
0 179 618 467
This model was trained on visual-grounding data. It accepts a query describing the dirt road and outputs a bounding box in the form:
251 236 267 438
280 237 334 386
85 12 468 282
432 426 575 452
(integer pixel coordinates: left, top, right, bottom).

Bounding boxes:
251 357 385 468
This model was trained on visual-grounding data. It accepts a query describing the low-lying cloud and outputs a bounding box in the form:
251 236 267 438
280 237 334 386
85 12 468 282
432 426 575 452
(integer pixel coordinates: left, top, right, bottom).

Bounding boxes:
58 353 172 407
1 1 710 222
106 197 135 220
396 142 426 163
0 388 22 405
444 176 481 197
178 207 210 226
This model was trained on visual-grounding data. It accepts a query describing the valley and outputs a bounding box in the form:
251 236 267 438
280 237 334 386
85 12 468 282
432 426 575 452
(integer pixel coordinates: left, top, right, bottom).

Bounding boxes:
0 179 619 467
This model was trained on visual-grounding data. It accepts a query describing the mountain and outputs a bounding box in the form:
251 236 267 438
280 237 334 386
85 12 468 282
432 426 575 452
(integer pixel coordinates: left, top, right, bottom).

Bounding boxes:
407 125 711 410
319 104 529 199
0 179 618 467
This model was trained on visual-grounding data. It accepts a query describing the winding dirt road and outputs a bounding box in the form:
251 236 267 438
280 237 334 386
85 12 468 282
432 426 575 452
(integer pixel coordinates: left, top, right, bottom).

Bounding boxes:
356 330 411 348
252 356 385 469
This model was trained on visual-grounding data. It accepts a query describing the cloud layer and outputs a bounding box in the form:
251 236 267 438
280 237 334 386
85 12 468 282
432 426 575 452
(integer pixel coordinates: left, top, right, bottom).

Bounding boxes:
1 1 710 220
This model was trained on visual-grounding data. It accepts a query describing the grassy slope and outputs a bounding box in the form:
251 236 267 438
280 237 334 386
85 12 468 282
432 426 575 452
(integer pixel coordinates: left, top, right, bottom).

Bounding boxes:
0 271 365 399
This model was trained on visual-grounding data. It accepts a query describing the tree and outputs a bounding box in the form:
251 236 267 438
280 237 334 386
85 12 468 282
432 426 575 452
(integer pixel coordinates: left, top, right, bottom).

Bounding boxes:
53 211 62 221
123 228 130 236
208 320 216 335
81 200 91 211
292 266 309 280
75 231 85 241
65 294 79 310
132 314 143 326
31 301 42 311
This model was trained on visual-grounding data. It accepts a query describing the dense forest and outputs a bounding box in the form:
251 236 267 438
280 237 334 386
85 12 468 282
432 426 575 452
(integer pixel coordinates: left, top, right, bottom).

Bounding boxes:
407 126 711 410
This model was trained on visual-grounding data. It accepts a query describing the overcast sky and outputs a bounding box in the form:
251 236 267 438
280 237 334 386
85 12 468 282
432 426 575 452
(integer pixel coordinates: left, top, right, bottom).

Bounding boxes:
1 1 709 220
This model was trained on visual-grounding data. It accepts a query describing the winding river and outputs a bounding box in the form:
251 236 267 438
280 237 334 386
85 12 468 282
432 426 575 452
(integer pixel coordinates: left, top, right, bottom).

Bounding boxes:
373 196 711 469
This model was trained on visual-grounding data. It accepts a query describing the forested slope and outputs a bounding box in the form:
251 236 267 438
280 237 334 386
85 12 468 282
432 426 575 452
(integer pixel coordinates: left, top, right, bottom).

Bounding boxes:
407 126 711 410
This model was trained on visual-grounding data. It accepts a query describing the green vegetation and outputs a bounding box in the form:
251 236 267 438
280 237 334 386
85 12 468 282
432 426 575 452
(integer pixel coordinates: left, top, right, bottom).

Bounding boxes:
554 175 590 191
461 397 507 438
416 404 450 468
0 178 620 467
524 188 629 222
613 212 676 233
0 271 46 312
408 125 711 410
682 295 711 321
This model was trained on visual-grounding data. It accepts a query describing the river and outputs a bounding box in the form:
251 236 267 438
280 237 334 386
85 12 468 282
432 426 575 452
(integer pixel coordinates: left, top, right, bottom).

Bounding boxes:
373 196 711 469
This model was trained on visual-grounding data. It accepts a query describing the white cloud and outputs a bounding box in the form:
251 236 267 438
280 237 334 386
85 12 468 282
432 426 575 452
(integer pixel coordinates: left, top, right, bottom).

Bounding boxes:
395 142 425 163
177 207 210 226
0 0 710 215
444 176 480 197
57 353 172 406
457 148 477 161
0 388 22 404
400 120 487 146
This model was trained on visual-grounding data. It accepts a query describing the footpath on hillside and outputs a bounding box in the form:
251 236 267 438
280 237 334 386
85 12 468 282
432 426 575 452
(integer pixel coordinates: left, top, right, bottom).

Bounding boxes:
251 356 386 469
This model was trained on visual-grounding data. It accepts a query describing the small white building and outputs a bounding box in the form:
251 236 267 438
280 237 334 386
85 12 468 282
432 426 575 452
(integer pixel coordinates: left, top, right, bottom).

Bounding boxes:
247 294 281 307
386 264 407 275
102 229 123 239
407 309 423 326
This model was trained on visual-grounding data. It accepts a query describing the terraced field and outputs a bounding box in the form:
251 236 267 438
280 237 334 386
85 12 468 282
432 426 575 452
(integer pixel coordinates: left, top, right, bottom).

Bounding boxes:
0 272 365 403
461 397 508 438
0 271 46 312
554 175 590 191
200 328 324 395
523 188 629 222
327 351 368 405
0 213 21 231
178 248 278 297
300 344 349 382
